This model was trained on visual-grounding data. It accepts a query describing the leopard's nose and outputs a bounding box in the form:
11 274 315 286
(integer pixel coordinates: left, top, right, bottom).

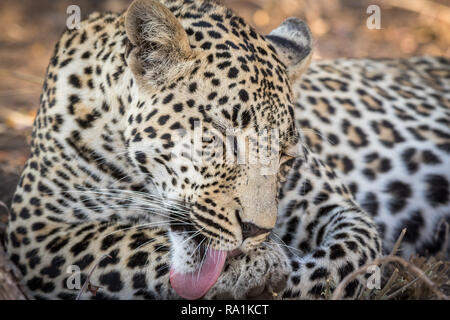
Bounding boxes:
240 221 272 240
235 209 272 240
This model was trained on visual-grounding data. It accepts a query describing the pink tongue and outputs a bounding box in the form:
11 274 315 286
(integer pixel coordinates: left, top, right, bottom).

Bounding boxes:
170 248 227 300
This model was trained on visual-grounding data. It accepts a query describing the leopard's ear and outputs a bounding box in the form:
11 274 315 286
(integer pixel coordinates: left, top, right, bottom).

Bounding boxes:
125 0 195 86
266 18 313 82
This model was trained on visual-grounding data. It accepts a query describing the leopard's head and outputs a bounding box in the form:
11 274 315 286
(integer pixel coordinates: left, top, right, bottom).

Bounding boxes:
124 0 312 299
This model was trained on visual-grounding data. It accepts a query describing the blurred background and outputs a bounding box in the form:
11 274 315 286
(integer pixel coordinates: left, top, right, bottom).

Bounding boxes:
0 0 449 211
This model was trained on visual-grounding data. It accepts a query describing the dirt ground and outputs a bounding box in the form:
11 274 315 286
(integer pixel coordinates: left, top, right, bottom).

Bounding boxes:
0 0 449 211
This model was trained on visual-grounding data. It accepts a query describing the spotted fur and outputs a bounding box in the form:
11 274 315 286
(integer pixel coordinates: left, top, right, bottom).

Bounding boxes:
5 0 449 300
292 57 450 260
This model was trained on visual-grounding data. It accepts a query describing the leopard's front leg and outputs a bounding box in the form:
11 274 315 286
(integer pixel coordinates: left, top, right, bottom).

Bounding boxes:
275 152 382 299
6 219 181 300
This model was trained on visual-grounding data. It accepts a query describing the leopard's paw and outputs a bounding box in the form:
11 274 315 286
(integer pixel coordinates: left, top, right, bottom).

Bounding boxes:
204 245 290 300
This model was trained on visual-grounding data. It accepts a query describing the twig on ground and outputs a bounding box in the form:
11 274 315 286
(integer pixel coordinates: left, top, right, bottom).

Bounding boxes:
76 254 111 300
390 228 406 256
331 256 449 300
375 268 399 299
435 220 449 260
385 275 421 300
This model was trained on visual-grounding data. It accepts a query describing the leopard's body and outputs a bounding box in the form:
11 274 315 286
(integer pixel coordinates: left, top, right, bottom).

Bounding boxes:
289 57 450 259
5 0 449 300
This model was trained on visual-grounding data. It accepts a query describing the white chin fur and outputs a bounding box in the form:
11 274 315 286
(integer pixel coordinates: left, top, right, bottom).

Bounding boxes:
169 231 202 274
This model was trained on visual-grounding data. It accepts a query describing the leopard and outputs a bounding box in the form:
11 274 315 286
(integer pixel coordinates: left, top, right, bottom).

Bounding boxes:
4 0 448 300
291 57 450 262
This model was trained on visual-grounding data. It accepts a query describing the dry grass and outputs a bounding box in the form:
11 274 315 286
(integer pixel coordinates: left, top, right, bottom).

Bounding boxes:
328 227 450 300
